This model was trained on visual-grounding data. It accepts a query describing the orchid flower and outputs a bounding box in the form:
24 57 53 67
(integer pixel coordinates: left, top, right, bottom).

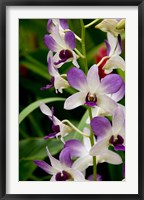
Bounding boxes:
34 147 85 181
90 106 125 158
61 127 122 172
41 51 69 93
102 33 125 74
95 19 124 37
40 102 72 142
44 25 79 68
64 65 124 114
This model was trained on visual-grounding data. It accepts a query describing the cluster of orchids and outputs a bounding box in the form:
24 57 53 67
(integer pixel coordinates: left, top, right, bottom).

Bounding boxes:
33 18 125 181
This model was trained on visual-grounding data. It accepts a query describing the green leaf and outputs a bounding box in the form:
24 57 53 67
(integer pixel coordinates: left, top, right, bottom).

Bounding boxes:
19 138 63 181
20 138 63 160
19 97 65 124
19 160 36 181
20 60 50 80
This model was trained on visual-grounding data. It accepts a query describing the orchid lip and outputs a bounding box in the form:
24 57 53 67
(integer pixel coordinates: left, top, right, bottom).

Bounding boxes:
85 92 97 107
109 134 125 151
55 170 72 181
54 49 73 65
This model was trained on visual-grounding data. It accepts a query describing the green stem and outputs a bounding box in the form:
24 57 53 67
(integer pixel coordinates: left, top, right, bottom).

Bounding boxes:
88 107 97 181
62 120 89 138
84 19 101 29
74 48 85 59
80 19 88 73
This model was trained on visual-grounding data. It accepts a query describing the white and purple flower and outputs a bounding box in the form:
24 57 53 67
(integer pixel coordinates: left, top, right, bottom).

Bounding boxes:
41 51 69 93
61 127 122 173
44 25 79 68
103 33 125 74
62 139 122 172
90 106 125 156
64 64 124 114
34 147 85 181
40 102 72 142
95 19 124 37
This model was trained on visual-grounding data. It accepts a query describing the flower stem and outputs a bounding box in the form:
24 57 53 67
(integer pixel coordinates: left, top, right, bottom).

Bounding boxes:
61 74 67 78
80 19 88 73
62 120 89 138
84 19 101 29
97 56 110 67
74 48 85 59
88 107 97 181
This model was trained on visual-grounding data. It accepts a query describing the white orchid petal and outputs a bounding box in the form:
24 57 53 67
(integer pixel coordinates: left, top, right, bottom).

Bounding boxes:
98 95 117 114
52 51 64 69
101 149 122 165
72 51 80 68
87 64 100 93
40 102 52 117
54 75 69 93
112 107 125 135
51 26 67 49
64 92 86 110
89 137 109 156
71 169 86 181
50 175 56 181
72 155 92 171
96 19 123 37
46 147 62 171
103 55 125 72
107 32 117 56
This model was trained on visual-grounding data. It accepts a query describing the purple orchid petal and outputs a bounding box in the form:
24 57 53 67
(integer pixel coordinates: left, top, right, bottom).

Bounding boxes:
59 147 72 167
44 35 59 52
40 77 54 91
88 174 102 181
91 116 111 140
111 81 125 102
114 144 125 151
44 132 57 140
101 74 123 94
64 139 85 157
64 31 76 50
47 19 53 33
67 67 88 92
33 160 54 175
105 39 111 55
52 124 60 133
40 84 53 91
60 19 69 29
55 170 71 181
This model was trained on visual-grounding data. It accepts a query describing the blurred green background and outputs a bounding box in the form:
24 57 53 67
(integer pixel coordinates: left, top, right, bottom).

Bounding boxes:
19 19 125 181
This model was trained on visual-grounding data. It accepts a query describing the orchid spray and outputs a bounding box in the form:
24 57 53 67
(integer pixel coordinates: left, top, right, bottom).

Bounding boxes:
29 18 125 181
